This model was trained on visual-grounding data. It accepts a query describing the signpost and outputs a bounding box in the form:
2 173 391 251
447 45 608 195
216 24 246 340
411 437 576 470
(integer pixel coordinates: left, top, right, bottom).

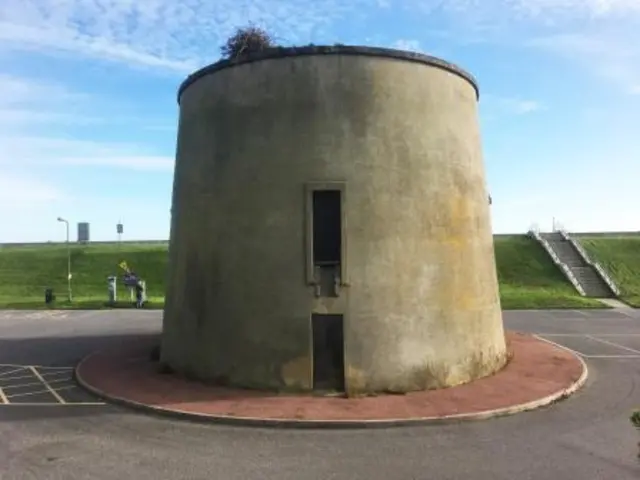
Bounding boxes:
57 217 72 302
77 222 90 243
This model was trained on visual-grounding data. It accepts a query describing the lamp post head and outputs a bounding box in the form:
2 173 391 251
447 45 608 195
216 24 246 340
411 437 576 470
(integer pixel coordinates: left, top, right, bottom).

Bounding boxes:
57 217 67 223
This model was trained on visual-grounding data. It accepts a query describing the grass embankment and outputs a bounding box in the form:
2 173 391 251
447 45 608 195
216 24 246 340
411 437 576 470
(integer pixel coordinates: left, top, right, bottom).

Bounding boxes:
579 236 640 307
494 235 604 310
0 235 609 310
0 243 167 309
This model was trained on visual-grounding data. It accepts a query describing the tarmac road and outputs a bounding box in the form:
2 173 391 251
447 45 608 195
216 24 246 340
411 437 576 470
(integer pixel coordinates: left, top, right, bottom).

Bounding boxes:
0 308 639 480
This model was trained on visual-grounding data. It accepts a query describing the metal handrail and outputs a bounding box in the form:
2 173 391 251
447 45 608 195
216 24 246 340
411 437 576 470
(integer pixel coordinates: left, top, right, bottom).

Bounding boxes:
558 228 620 296
528 229 586 296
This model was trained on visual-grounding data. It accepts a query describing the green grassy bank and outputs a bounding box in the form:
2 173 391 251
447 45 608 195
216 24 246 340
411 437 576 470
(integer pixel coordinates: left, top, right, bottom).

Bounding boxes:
494 236 603 310
580 236 640 307
0 235 616 310
0 243 167 309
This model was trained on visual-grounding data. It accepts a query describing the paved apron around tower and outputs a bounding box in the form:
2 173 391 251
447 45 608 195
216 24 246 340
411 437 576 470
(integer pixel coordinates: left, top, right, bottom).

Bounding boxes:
0 308 638 480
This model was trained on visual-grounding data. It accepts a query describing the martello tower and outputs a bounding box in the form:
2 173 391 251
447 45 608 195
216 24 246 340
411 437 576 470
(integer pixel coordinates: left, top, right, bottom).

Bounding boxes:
160 46 507 396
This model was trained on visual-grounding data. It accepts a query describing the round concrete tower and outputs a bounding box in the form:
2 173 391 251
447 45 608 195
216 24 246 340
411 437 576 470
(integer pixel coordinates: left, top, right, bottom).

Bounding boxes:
161 46 507 396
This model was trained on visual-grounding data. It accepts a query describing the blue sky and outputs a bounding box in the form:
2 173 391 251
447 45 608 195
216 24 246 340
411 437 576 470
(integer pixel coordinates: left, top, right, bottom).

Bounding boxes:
1 0 639 242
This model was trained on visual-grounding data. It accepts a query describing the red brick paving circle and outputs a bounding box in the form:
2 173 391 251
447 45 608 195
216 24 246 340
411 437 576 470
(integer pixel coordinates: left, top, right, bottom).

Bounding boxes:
76 331 585 423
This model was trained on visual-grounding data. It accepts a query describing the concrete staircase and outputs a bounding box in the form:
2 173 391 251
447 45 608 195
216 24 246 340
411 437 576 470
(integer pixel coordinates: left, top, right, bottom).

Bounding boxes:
539 231 615 298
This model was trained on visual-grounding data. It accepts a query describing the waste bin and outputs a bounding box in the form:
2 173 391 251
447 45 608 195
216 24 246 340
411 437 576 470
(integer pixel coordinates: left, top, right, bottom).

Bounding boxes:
44 288 54 305
140 280 147 304
107 275 117 304
134 280 147 308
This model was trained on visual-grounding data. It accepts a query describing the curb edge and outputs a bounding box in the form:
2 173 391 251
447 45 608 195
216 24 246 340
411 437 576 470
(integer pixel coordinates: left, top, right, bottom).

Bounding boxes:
74 344 589 430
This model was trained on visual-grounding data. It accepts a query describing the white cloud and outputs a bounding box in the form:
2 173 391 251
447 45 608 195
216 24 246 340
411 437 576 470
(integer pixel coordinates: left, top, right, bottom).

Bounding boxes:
0 22 197 74
0 134 174 172
0 0 377 73
1 0 640 241
413 0 640 18
502 99 544 115
527 32 640 95
0 173 72 243
392 39 422 52
0 74 174 171
390 37 450 58
0 0 640 88
0 172 169 242
0 173 68 205
0 73 84 104
0 108 103 126
1 1 639 75
481 95 545 116
0 73 99 127
59 155 174 171
520 0 640 15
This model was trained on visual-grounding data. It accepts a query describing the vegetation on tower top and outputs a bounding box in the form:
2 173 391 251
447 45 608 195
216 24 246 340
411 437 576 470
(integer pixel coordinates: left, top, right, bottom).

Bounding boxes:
220 24 278 59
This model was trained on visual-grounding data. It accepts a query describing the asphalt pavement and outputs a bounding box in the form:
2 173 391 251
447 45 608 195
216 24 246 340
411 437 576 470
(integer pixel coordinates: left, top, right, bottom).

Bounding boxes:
0 308 639 480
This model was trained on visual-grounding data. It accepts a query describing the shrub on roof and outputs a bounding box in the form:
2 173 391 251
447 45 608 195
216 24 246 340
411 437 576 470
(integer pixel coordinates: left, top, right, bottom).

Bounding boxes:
220 24 277 59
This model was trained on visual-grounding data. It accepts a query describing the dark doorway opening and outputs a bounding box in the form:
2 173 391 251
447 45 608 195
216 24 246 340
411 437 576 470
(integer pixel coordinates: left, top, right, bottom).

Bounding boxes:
312 314 345 392
312 190 342 266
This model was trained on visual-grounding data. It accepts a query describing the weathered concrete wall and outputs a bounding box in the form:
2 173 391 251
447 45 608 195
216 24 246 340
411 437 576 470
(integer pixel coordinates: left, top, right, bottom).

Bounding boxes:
161 46 507 395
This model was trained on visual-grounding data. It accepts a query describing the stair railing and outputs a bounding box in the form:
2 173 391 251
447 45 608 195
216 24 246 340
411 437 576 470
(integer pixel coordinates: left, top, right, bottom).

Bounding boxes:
558 229 620 297
528 229 586 296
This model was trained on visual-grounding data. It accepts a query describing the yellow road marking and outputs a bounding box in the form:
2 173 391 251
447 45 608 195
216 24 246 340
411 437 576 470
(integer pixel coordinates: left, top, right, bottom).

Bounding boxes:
31 366 73 370
0 368 26 378
2 378 71 390
7 385 75 399
29 366 67 404
0 374 38 382
0 370 70 384
0 363 73 370
0 364 107 407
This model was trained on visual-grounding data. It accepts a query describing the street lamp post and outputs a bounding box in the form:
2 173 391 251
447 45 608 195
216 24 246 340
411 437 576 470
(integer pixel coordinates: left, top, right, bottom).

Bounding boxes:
57 217 72 302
